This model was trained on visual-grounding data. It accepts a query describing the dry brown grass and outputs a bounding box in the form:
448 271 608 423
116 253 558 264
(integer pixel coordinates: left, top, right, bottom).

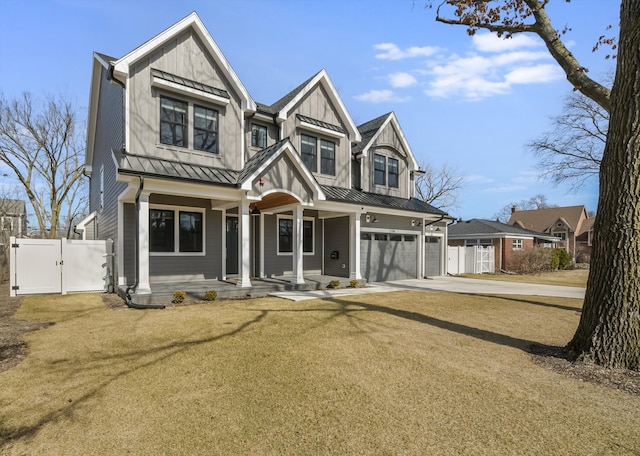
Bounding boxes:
1 290 638 455
461 268 589 287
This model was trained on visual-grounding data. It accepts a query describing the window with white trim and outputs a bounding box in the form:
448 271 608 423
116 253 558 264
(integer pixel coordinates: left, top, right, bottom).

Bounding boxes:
150 206 205 254
194 105 218 153
374 154 386 185
320 139 335 175
512 239 523 250
301 134 317 172
160 96 188 147
277 215 315 255
251 123 267 148
388 157 399 188
300 134 336 176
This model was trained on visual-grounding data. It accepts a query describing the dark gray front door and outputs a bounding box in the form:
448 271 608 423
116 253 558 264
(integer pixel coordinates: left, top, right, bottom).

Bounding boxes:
226 217 238 275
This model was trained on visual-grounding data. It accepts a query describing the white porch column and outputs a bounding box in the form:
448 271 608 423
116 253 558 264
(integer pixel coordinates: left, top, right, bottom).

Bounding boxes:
349 212 363 280
259 212 265 278
237 199 252 287
221 209 227 281
137 192 151 294
292 205 305 284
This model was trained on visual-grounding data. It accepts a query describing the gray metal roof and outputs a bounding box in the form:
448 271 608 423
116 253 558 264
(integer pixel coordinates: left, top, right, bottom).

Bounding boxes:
321 185 448 216
151 68 230 100
296 114 345 134
448 218 557 240
237 138 290 183
116 152 239 186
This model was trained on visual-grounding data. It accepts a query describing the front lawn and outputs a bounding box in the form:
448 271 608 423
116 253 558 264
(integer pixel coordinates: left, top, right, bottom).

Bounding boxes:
461 268 589 287
1 290 637 455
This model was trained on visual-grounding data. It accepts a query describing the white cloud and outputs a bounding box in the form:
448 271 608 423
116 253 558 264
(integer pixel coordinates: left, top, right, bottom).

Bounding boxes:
472 33 541 52
389 72 417 88
353 89 409 103
374 43 440 60
505 64 564 84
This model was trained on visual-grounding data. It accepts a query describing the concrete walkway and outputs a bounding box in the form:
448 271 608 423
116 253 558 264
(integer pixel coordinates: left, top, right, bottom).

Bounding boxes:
269 276 586 302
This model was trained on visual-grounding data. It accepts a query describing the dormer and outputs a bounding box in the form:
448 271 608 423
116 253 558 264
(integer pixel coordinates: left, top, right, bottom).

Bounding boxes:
105 12 256 172
353 112 420 199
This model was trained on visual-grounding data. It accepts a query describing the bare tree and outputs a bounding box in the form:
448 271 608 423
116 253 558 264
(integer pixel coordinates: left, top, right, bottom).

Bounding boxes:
528 90 608 190
0 92 87 239
428 1 640 370
415 162 463 212
494 194 553 222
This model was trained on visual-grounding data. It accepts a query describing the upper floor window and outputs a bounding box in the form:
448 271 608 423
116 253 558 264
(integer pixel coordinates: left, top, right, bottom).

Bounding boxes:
320 140 335 175
388 158 399 188
160 96 187 147
512 239 523 250
194 105 218 153
251 124 267 148
374 154 386 185
301 134 317 172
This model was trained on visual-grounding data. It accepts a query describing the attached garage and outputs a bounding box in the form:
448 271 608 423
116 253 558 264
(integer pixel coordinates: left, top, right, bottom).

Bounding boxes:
360 232 418 282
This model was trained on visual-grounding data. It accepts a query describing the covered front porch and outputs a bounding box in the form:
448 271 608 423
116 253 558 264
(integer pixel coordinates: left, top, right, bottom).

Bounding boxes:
118 274 366 306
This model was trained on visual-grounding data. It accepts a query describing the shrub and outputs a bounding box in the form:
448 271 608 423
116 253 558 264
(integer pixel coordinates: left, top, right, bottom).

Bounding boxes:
328 280 340 289
349 279 359 288
511 246 552 274
204 290 217 301
172 291 186 304
551 248 571 270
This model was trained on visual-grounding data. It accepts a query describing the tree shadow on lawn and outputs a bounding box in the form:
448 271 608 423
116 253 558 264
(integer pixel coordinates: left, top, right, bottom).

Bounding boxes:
0 309 269 449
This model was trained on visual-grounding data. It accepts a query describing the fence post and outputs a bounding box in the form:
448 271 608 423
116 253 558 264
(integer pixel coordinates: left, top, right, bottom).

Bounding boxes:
61 238 67 295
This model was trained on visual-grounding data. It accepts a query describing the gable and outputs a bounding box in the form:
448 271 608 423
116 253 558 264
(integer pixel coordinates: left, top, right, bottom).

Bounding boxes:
358 113 419 171
248 154 315 205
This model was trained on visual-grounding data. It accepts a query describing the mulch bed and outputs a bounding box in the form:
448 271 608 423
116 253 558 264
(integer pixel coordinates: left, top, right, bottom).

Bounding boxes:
1 282 639 396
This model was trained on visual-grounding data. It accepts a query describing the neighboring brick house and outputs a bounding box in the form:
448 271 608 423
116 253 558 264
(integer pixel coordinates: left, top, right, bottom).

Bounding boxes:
448 218 558 272
508 205 593 263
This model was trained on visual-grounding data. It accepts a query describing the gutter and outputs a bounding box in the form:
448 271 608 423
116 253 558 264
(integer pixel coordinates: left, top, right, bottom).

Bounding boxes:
125 176 165 310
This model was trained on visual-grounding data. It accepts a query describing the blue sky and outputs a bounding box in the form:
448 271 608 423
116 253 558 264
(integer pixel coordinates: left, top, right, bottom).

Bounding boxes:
0 0 618 219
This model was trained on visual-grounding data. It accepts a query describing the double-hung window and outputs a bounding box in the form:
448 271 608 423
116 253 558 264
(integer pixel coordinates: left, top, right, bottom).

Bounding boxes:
277 216 315 255
251 124 267 148
160 96 188 147
320 140 335 175
374 154 386 185
194 105 218 153
301 134 317 172
512 239 523 250
150 207 204 254
388 158 399 188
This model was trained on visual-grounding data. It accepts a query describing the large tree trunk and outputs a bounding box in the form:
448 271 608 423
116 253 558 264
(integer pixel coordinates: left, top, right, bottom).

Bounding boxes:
568 0 640 370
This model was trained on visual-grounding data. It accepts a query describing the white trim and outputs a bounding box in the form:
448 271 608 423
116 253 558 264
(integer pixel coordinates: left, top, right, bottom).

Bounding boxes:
112 12 255 113
360 227 423 236
148 204 207 256
277 70 361 143
360 112 419 171
152 76 230 106
276 214 315 256
237 199 252 287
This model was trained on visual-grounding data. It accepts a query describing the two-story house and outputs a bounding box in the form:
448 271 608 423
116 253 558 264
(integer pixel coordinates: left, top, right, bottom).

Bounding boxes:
83 12 450 301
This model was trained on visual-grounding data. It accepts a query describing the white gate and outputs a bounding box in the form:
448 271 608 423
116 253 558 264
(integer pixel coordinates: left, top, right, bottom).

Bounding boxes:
9 237 112 297
448 245 495 274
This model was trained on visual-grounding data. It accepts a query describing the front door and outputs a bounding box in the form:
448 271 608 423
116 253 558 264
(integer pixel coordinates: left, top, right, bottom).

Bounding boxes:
226 216 238 275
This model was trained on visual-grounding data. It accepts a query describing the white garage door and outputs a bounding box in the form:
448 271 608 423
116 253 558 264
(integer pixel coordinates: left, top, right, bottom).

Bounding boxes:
360 233 417 282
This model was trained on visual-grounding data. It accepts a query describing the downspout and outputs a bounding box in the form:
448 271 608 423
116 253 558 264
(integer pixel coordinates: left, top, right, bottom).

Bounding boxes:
125 176 165 310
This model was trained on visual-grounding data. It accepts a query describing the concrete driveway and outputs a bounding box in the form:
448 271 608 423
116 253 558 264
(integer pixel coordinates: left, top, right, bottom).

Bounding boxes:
269 276 586 302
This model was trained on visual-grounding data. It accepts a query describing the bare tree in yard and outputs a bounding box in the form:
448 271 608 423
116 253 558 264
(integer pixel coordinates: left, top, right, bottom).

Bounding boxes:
415 162 463 211
0 92 87 239
428 0 640 370
528 90 607 190
494 193 552 222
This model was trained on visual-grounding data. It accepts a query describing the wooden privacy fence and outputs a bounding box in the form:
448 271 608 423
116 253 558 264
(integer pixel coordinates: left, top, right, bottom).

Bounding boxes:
9 237 113 297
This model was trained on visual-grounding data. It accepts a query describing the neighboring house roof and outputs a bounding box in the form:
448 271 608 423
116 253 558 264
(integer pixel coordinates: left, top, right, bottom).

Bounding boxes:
321 185 447 215
448 218 558 242
508 205 587 232
352 112 419 172
0 199 26 215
